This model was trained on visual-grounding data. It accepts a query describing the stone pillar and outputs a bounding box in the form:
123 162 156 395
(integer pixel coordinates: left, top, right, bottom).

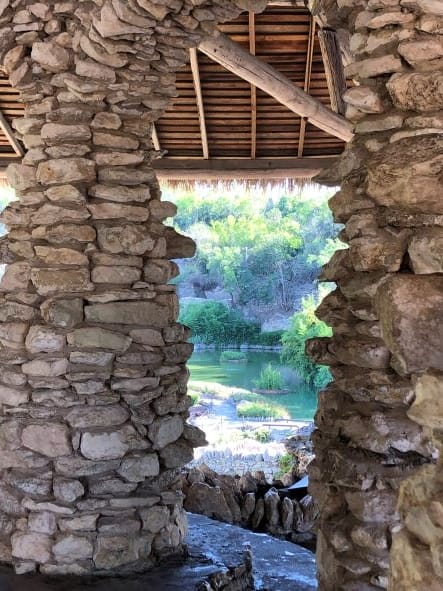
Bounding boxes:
0 0 254 576
307 1 443 590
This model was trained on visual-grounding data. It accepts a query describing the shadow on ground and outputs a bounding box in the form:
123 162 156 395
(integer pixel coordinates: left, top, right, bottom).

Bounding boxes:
0 514 317 591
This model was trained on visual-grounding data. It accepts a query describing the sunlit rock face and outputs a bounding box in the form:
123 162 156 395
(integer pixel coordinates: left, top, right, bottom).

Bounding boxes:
308 1 443 590
0 0 267 576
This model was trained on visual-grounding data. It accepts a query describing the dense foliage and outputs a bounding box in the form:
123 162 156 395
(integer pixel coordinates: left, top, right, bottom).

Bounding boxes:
179 301 260 345
168 186 341 316
281 291 333 389
169 185 341 386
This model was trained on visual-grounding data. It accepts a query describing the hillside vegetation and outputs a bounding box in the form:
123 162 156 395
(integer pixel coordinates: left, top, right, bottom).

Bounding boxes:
168 185 341 322
166 185 343 388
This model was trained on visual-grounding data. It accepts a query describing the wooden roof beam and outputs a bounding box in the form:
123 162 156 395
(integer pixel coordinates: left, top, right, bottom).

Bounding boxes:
153 156 337 181
298 15 315 158
249 12 257 160
190 48 209 160
318 28 347 115
0 110 24 157
199 30 354 142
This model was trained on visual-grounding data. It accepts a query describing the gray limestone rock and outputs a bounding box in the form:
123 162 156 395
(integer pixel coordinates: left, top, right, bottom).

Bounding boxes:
80 431 130 461
25 326 65 353
53 535 94 563
40 298 84 328
22 423 71 457
67 327 131 352
66 405 129 429
28 512 57 535
31 41 70 72
117 454 160 482
85 301 172 326
41 123 91 144
37 158 96 185
97 224 155 255
408 228 443 273
376 275 443 372
148 415 184 449
34 246 88 266
387 71 443 112
11 532 51 563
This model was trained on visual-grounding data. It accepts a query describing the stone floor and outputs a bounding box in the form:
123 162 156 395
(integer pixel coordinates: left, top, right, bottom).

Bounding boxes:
0 513 317 591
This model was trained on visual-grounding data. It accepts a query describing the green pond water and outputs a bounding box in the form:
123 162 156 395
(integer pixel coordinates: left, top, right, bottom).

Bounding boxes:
188 350 318 421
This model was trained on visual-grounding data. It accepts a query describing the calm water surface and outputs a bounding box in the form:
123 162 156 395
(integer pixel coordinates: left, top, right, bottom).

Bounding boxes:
188 350 318 421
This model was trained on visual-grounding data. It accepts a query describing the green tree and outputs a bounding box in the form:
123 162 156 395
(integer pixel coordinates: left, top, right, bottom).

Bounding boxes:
179 301 260 346
281 291 332 388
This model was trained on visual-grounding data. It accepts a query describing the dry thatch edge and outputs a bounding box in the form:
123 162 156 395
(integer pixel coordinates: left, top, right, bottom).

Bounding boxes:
159 178 315 194
0 172 317 195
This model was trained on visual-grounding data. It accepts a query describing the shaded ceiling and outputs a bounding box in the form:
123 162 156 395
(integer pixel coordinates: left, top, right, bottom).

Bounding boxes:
0 3 350 182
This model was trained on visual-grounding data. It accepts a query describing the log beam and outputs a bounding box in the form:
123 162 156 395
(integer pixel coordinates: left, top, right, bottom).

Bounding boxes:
199 29 354 142
0 110 24 157
318 28 347 115
189 48 209 160
153 156 337 181
249 11 257 159
298 15 316 158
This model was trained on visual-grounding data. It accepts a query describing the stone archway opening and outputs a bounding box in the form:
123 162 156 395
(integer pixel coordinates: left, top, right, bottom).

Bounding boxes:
0 1 441 590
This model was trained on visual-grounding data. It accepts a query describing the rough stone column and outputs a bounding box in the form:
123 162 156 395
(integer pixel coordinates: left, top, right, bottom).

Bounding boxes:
0 0 259 576
307 1 443 590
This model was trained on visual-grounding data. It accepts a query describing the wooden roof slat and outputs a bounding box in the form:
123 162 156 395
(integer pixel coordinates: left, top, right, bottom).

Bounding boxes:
1 6 349 174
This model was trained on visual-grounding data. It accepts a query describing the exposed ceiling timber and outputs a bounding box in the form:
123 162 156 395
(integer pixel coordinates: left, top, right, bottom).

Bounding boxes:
297 15 315 158
199 30 354 142
248 11 257 159
318 29 347 115
153 156 336 181
0 110 23 157
189 48 209 159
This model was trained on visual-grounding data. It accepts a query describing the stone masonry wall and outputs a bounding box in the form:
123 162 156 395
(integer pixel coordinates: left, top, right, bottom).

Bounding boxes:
0 0 266 576
308 1 443 590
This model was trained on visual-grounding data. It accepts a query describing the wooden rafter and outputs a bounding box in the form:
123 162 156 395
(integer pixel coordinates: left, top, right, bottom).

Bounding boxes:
249 12 257 159
152 123 161 151
298 16 315 158
318 28 347 115
199 30 353 142
153 156 337 181
190 48 209 160
0 110 24 157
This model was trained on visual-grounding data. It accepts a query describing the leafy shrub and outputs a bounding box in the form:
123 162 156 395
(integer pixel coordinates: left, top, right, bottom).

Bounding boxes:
251 426 271 443
179 301 260 346
281 293 332 389
254 363 284 390
236 399 290 420
275 452 295 478
241 426 271 443
220 350 248 362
